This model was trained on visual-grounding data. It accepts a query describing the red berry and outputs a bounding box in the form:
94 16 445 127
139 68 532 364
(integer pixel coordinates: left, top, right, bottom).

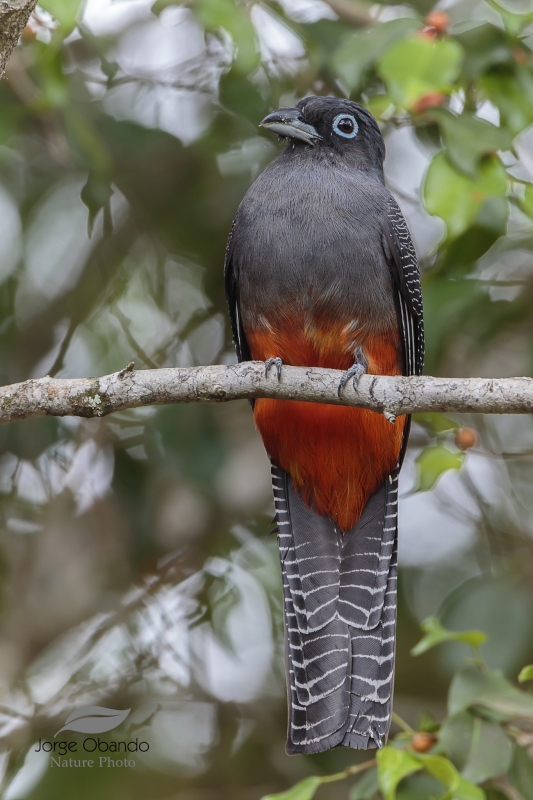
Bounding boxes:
455 427 477 450
411 92 446 113
411 732 437 753
425 10 450 34
513 48 529 66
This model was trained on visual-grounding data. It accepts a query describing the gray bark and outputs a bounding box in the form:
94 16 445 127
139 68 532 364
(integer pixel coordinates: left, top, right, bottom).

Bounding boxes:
0 0 37 78
0 361 532 426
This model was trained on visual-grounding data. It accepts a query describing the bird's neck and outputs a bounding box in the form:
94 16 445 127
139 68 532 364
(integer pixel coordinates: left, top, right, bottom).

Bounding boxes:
280 143 385 183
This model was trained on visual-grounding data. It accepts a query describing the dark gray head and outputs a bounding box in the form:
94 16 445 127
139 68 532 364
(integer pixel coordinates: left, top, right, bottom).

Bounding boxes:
260 96 385 177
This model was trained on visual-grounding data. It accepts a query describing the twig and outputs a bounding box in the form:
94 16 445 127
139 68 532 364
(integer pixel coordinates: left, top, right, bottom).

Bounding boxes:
118 361 135 379
112 308 160 370
0 362 532 426
321 758 376 784
392 711 415 736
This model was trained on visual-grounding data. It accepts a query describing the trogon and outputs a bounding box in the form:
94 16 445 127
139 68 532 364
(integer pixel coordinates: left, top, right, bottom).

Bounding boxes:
224 96 424 754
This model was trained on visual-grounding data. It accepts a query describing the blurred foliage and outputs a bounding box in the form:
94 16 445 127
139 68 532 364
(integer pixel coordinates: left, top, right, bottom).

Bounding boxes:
415 444 465 491
1 0 533 798
410 616 487 656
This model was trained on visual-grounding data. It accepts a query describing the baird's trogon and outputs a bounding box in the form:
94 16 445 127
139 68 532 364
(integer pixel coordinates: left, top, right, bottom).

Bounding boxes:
224 96 424 754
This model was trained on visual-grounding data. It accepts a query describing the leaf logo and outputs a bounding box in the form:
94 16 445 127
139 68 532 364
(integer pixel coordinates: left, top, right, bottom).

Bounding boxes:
54 706 131 737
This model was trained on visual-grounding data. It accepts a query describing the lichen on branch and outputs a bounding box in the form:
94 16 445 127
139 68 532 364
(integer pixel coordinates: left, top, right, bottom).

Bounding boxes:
0 362 531 426
0 0 38 78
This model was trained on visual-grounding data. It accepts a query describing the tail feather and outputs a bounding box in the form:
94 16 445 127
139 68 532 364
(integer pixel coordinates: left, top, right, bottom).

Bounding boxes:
338 478 396 630
343 524 397 749
273 464 398 754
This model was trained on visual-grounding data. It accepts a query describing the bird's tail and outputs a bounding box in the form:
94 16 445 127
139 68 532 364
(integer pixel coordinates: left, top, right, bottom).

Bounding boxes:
272 463 398 754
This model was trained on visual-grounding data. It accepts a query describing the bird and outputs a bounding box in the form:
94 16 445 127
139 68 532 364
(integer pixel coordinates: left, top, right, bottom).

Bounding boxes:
224 96 424 754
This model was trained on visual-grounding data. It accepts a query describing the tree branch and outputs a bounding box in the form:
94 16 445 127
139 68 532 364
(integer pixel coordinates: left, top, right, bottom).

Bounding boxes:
0 0 37 78
0 362 532 426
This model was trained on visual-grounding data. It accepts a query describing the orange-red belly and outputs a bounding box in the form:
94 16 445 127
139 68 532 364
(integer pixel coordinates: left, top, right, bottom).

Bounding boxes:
247 316 405 531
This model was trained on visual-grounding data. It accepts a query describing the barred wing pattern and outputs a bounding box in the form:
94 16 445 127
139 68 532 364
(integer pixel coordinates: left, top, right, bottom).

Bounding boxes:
224 221 252 364
273 464 399 754
386 197 425 378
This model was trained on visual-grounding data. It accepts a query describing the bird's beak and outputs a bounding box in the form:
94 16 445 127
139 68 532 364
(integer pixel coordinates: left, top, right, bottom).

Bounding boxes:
260 107 321 145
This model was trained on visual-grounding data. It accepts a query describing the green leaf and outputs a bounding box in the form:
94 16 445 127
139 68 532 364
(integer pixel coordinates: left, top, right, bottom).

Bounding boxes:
260 776 322 800
460 717 512 784
439 711 476 772
377 751 484 800
491 0 533 35
417 753 458 785
189 0 260 74
427 109 512 177
520 184 533 222
519 664 533 682
417 755 485 800
439 576 533 680
195 568 242 653
39 0 83 32
482 786 510 800
480 69 533 135
349 767 379 800
449 665 533 722
64 109 113 173
365 94 394 121
81 172 113 236
415 446 464 492
413 414 460 434
396 773 449 799
332 18 420 92
509 746 533 800
453 776 487 800
417 711 441 734
378 36 464 109
424 153 508 240
412 617 487 657
471 196 509 235
440 710 513 786
455 24 512 80
377 747 422 800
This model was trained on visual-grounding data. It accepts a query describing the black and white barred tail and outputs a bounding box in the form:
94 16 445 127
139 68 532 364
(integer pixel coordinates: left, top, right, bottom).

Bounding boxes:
272 463 398 754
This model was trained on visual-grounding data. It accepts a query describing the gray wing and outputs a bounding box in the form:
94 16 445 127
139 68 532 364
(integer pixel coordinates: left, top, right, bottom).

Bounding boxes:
224 218 251 364
385 196 424 378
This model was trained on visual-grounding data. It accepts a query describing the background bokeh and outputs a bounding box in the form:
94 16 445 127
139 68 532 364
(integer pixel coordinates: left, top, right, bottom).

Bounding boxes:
1 0 533 797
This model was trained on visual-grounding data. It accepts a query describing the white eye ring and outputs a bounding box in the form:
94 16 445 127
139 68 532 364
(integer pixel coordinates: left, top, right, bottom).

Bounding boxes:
332 113 358 139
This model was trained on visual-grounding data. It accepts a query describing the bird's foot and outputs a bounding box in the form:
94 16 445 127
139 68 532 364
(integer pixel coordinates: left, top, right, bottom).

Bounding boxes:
338 347 367 397
265 357 283 381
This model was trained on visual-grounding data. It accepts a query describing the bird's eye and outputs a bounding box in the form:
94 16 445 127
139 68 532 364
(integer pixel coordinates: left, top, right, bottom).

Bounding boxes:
332 113 358 139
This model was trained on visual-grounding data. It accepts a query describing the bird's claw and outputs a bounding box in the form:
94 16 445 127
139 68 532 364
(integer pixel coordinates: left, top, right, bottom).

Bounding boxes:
265 357 283 381
337 364 365 397
337 347 367 398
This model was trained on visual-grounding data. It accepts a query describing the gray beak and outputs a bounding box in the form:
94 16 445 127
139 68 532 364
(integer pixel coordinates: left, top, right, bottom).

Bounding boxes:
260 107 321 145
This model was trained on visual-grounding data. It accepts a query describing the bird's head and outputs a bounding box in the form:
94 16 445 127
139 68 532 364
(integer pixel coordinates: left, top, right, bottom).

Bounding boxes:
260 96 385 175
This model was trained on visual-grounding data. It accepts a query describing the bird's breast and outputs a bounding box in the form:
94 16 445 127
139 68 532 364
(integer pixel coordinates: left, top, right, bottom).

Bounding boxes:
234 160 404 530
246 307 398 372
235 173 397 336
246 307 404 531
